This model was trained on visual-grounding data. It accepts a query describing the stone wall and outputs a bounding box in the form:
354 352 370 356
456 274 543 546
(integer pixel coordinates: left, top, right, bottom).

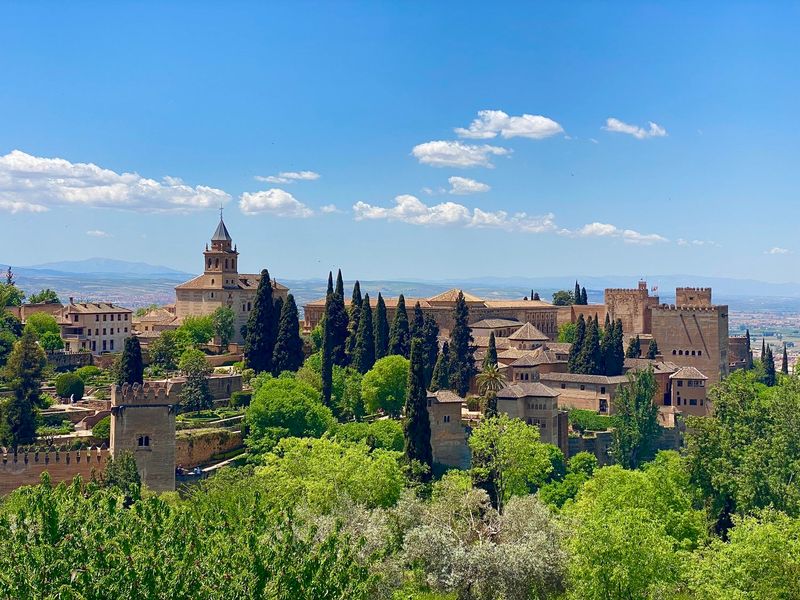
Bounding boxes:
175 428 244 468
604 284 659 336
47 351 93 371
0 447 109 496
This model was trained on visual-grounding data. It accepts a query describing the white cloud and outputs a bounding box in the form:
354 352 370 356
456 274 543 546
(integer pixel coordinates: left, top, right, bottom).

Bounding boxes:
0 150 230 213
353 194 557 233
455 110 564 140
575 222 668 245
320 204 341 214
239 188 314 217
604 118 667 140
254 170 320 184
86 229 112 238
677 238 719 247
448 176 490 195
766 247 790 255
411 141 510 168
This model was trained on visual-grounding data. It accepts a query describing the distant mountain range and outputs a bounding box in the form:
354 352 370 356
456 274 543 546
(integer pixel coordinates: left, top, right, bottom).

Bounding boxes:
24 258 191 277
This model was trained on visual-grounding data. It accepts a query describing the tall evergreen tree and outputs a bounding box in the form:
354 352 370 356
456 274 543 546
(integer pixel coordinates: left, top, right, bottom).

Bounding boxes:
272 294 304 375
533 291 540 301
604 313 611 332
421 314 440 388
646 339 659 359
374 293 389 360
353 294 376 374
410 301 425 341
761 338 766 360
580 286 588 305
577 316 602 374
448 291 477 397
404 338 433 482
335 269 344 298
326 271 334 296
272 296 284 351
430 341 450 392
116 336 144 385
625 335 642 359
574 281 581 304
782 344 789 375
346 281 363 360
244 269 276 373
321 288 335 407
327 278 349 366
568 315 586 373
1 329 45 447
606 319 626 376
530 289 535 301
389 294 410 358
483 331 498 369
745 329 753 369
763 345 777 386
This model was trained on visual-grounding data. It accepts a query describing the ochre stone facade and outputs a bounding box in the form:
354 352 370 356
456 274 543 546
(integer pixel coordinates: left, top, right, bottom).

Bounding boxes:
427 390 470 469
0 447 109 496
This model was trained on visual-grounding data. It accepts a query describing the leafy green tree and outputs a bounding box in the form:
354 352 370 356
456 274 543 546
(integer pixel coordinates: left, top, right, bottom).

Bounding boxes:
178 348 213 412
178 314 215 346
610 367 660 468
211 306 235 349
100 451 142 505
345 281 362 361
420 314 439 387
552 289 574 306
24 312 60 339
483 331 498 369
558 322 577 343
0 282 24 307
148 328 187 370
39 331 64 352
1 329 46 446
245 376 334 453
92 415 111 442
0 310 22 337
134 304 160 317
469 414 555 511
26 289 59 304
625 334 642 358
0 329 17 367
404 339 432 481
388 293 410 358
567 315 585 372
647 338 659 359
361 355 409 417
335 418 404 451
353 294 375 374
272 294 304 375
576 316 601 375
477 363 505 417
448 291 476 397
533 291 540 301
373 292 389 360
55 372 85 400
244 269 277 373
116 336 144 385
430 341 450 392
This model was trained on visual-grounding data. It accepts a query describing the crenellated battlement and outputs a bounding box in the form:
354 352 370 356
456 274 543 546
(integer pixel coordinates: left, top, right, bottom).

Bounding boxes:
111 381 173 406
677 287 712 292
605 288 649 294
654 304 725 313
1 445 109 465
0 446 111 495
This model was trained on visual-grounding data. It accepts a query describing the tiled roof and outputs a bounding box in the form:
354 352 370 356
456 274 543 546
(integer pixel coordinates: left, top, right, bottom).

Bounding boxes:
544 342 572 353
427 390 464 403
427 289 483 303
670 366 708 380
498 348 534 360
484 300 555 309
510 348 565 367
470 318 521 328
211 218 232 242
540 372 629 385
624 358 680 374
134 308 177 324
473 336 511 350
496 382 560 399
62 302 132 314
175 274 288 291
508 322 548 341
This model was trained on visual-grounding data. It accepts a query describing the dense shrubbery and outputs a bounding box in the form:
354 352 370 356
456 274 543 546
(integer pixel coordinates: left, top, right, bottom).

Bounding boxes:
54 372 85 400
567 409 618 432
92 415 111 442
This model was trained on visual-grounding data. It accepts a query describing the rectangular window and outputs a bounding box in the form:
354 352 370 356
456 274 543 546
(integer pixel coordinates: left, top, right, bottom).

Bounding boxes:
677 381 683 387
110 339 114 351
561 383 566 389
103 328 106 335
110 314 114 321
103 314 107 321
580 384 585 390
690 399 697 406
600 386 606 394
95 315 99 322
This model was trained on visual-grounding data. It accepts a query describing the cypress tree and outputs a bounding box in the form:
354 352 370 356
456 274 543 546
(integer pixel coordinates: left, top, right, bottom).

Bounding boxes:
117 336 144 385
1 329 45 447
530 289 535 300
326 271 334 296
607 319 625 376
646 339 659 359
404 338 433 482
574 281 581 304
374 293 390 360
533 291 540 301
483 331 498 369
568 315 586 373
389 294 410 358
580 286 588 305
410 301 425 342
421 314 440 388
272 296 284 350
763 345 777 386
335 269 344 297
604 312 611 332
448 291 477 397
599 321 611 375
346 281 363 361
272 294 304 375
782 344 789 375
327 283 349 366
626 335 642 359
244 269 276 374
577 316 602 374
745 329 753 369
353 294 376 374
761 338 766 361
321 288 334 407
430 341 450 392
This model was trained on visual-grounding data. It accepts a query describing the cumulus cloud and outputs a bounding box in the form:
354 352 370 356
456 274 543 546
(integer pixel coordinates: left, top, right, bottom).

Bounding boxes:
575 222 668 245
603 118 667 140
239 188 314 217
411 141 511 168
255 170 320 184
0 150 230 213
353 194 557 233
677 238 719 247
766 247 790 255
455 110 564 140
320 204 341 214
448 176 490 195
86 229 112 238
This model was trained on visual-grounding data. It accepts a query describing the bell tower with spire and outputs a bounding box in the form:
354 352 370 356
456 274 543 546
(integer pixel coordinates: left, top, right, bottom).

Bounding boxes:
203 209 239 286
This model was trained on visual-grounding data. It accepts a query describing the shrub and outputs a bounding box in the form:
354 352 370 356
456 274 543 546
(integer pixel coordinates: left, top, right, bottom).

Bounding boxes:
54 372 85 400
92 416 111 442
229 390 252 408
75 365 102 382
568 409 618 433
335 419 404 451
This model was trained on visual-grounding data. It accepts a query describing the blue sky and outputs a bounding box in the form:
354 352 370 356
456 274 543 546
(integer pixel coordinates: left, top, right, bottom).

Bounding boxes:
1 2 798 281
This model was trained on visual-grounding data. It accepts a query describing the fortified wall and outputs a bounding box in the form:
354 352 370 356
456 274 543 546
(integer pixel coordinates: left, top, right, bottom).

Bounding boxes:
111 382 176 492
604 281 660 336
0 446 109 496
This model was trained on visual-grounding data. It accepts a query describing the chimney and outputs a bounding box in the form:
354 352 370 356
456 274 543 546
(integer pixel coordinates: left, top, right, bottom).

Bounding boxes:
69 297 74 304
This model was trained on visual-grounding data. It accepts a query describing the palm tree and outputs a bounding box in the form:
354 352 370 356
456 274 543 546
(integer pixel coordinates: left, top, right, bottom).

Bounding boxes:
477 363 506 418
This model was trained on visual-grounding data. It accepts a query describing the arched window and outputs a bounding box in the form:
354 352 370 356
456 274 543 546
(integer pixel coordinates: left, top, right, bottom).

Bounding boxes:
225 259 229 269
137 435 150 447
208 259 211 268
215 258 219 268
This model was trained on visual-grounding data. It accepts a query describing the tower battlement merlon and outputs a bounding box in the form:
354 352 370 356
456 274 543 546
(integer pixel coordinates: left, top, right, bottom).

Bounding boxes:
654 303 727 313
111 381 172 406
